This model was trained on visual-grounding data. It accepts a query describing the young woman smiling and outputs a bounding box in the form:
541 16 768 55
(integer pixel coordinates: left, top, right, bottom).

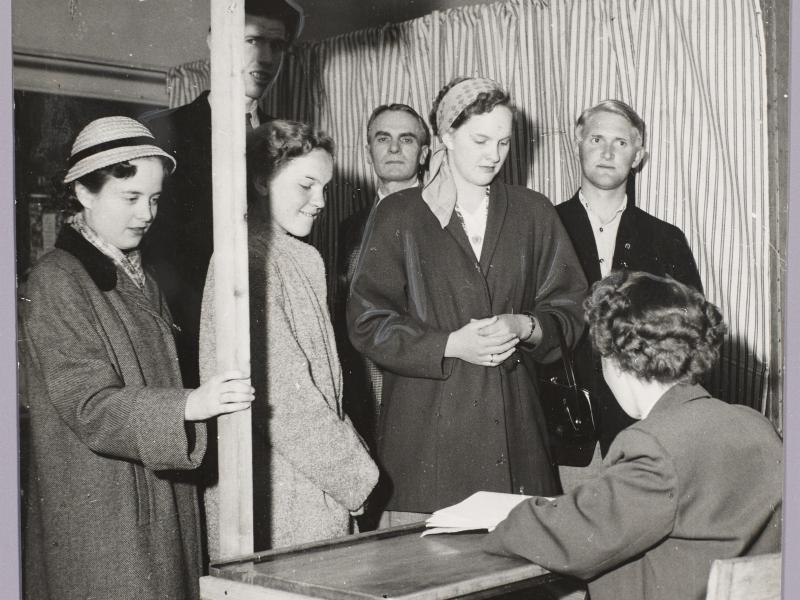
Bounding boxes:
200 120 378 553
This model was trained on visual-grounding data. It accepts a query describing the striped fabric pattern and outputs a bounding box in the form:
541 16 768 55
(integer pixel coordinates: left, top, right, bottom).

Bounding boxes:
167 0 773 416
166 59 211 109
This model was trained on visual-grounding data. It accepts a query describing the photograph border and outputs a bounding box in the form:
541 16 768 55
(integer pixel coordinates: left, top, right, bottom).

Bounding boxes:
1 0 798 598
2 0 21 596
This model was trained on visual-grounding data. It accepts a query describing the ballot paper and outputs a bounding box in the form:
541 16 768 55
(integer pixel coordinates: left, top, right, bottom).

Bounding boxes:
422 491 532 536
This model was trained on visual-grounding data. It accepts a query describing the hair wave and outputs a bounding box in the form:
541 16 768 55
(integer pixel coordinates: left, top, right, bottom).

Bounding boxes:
585 271 726 384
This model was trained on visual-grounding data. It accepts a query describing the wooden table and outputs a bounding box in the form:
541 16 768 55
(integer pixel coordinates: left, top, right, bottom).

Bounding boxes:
200 523 568 599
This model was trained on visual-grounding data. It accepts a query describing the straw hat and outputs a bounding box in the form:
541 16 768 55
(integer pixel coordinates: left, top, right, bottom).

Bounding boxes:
64 116 176 183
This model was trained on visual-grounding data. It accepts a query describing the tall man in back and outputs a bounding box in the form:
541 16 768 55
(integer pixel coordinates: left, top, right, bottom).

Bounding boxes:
556 100 703 469
142 0 303 387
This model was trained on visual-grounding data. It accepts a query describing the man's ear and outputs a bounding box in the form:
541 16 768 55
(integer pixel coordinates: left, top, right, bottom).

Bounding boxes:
572 124 583 156
419 145 430 165
632 147 649 171
206 29 212 51
365 143 373 167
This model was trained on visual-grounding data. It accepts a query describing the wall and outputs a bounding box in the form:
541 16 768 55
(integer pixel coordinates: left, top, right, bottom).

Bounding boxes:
13 0 209 104
12 0 498 103
13 0 209 69
298 0 499 41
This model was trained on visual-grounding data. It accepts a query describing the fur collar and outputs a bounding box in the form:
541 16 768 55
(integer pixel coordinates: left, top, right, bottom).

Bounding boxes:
55 225 117 291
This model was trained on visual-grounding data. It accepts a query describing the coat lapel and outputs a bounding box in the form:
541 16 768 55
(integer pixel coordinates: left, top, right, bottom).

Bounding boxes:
444 211 480 268
442 182 509 275
563 195 603 284
55 226 117 291
56 225 172 327
478 181 508 276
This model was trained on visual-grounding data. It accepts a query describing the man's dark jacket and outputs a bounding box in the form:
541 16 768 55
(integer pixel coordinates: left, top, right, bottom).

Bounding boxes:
556 192 703 455
141 91 267 387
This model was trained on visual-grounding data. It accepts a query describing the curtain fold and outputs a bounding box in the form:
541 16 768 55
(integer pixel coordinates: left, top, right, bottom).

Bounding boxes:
165 59 210 109
166 0 773 416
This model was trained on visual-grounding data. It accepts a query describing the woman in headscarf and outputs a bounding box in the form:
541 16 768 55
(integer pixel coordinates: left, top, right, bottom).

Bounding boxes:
200 120 378 554
347 77 587 525
20 116 254 600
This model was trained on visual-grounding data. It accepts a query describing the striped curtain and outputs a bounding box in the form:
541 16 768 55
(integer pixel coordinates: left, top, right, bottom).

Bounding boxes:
166 59 211 108
168 0 774 417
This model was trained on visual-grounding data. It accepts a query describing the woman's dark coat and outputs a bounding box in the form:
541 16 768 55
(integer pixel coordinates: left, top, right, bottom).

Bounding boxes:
347 182 588 512
21 226 206 600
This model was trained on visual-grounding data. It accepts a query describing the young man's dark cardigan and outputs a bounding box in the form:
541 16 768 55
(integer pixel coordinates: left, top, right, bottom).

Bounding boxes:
556 192 703 454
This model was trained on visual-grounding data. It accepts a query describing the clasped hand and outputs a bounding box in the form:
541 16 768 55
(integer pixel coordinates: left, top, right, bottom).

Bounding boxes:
444 314 527 367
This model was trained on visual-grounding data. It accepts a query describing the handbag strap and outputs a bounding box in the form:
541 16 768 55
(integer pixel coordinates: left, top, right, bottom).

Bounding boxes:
552 317 578 389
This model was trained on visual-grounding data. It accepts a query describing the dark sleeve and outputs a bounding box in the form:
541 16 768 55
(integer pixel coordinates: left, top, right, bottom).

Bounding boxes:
338 209 368 292
666 229 703 294
346 201 453 379
22 265 205 471
524 197 589 363
483 428 678 579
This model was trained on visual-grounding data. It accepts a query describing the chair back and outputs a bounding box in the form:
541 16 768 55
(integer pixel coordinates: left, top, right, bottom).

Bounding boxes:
705 553 781 600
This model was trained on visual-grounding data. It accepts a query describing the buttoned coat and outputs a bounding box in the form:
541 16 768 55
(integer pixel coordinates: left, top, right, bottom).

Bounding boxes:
347 182 588 512
556 193 703 453
21 226 207 600
485 384 782 600
201 226 378 552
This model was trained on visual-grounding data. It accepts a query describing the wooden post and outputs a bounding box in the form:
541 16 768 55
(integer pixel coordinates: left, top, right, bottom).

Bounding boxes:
209 0 253 558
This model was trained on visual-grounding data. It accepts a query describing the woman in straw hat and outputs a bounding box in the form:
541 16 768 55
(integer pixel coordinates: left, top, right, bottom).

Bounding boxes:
20 116 254 600
347 77 587 525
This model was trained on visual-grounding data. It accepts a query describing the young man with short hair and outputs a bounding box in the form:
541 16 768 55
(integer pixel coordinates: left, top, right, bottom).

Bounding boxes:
142 0 304 387
556 100 703 463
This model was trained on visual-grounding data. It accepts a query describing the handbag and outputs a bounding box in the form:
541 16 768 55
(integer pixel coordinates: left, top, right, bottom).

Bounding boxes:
538 320 597 467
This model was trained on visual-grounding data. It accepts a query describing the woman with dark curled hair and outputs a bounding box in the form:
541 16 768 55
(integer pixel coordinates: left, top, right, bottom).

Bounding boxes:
347 77 587 526
485 271 782 600
587 270 725 389
200 120 378 554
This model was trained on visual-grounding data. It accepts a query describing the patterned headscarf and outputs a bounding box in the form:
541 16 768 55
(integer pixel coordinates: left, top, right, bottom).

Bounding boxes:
422 78 506 228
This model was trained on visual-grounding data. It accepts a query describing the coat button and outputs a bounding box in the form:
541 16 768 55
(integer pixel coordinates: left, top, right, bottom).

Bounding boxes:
625 243 631 250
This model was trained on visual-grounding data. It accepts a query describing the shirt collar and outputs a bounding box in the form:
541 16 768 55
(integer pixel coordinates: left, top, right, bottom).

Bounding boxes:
376 182 419 204
578 188 627 218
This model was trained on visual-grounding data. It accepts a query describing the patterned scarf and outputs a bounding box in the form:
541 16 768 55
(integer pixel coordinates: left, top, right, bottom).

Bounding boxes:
69 212 147 289
422 77 504 228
